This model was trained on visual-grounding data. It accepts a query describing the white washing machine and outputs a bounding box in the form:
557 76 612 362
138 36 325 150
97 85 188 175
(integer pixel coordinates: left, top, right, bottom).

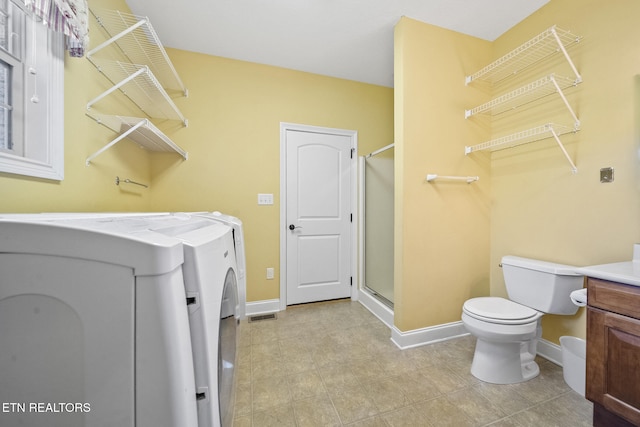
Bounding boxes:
0 213 238 427
3 211 248 322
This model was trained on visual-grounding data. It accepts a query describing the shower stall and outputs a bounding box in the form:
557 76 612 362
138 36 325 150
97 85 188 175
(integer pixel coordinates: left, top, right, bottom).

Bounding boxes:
358 144 394 325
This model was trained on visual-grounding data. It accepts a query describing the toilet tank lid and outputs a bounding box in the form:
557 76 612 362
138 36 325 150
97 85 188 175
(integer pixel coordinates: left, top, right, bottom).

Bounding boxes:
501 256 582 276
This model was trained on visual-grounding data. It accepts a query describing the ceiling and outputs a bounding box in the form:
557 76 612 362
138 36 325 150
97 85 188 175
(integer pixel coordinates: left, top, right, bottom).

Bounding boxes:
124 0 549 88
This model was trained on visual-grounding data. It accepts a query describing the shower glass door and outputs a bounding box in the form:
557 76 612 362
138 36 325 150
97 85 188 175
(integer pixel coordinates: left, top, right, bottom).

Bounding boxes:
363 145 394 306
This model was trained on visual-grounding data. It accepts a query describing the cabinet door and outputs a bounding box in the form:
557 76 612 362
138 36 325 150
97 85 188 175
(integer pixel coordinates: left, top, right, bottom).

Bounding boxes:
587 306 640 425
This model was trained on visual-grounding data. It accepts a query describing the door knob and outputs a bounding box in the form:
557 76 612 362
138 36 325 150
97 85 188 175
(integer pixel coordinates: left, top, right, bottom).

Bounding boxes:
289 224 302 230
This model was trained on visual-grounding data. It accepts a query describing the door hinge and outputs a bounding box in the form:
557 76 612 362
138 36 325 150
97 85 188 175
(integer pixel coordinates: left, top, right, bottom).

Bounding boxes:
350 213 352 222
351 148 355 159
350 276 353 287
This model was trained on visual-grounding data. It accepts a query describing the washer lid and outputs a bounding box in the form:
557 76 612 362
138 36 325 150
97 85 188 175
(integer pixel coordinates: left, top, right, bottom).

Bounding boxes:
464 297 539 321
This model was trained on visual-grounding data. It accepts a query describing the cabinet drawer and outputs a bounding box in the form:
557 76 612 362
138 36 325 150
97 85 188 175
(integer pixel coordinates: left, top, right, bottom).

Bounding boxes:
588 277 640 319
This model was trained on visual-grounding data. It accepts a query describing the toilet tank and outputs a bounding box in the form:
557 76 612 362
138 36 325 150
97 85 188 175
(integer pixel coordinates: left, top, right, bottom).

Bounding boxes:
502 256 584 315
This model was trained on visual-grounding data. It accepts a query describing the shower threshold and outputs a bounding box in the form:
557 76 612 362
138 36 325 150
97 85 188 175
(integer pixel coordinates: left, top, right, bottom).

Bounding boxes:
364 286 393 309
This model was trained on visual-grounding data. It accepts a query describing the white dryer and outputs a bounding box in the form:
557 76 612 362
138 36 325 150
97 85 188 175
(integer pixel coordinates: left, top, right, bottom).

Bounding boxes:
150 217 238 427
195 212 247 319
0 213 238 427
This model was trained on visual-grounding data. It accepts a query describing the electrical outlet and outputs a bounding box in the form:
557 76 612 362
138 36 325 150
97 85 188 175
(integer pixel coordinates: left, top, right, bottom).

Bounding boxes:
600 167 614 183
258 193 274 205
266 267 275 280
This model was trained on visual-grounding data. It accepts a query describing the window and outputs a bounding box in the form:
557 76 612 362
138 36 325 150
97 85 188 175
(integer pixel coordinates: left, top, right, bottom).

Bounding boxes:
0 0 64 180
0 0 24 155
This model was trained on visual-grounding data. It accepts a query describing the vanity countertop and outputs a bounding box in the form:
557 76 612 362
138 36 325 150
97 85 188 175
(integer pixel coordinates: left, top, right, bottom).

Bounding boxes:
577 261 640 287
576 244 640 287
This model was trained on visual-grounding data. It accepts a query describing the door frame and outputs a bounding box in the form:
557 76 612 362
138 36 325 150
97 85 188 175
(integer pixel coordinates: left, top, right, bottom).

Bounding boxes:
279 122 358 311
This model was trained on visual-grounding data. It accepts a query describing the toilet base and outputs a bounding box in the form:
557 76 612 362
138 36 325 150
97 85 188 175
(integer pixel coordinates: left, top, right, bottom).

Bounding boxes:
470 338 540 384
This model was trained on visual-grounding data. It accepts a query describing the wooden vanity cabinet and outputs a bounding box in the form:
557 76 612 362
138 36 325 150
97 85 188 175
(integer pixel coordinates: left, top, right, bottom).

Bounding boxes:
586 277 640 427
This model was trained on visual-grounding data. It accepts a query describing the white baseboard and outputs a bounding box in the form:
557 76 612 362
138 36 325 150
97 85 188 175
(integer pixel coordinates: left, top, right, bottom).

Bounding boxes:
391 321 469 350
536 338 563 366
245 299 280 317
391 324 563 367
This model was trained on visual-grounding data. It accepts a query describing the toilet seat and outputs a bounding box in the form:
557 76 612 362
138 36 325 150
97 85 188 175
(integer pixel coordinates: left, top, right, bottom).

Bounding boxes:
463 297 541 325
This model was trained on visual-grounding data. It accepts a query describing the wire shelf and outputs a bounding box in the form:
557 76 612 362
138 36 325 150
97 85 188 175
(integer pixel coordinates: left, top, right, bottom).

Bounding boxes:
88 8 187 95
86 113 188 165
466 26 581 85
465 74 579 118
87 58 187 124
465 123 578 154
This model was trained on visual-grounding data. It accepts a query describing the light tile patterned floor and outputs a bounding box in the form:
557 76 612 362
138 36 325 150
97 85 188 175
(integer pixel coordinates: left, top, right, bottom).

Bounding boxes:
233 299 592 427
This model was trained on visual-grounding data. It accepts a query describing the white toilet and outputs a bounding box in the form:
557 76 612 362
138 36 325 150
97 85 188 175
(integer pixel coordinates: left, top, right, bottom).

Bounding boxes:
462 256 584 384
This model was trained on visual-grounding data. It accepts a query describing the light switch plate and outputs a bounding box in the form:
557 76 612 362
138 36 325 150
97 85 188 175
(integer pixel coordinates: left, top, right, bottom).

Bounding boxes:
600 167 614 183
258 193 274 205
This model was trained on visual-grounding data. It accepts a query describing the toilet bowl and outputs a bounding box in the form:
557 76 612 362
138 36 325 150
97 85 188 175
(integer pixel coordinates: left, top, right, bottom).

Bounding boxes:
461 256 584 384
462 297 543 384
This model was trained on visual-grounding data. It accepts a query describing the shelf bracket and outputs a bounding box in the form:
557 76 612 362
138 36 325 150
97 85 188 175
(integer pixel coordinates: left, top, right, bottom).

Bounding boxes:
549 127 578 174
86 119 147 165
550 26 582 84
550 75 580 129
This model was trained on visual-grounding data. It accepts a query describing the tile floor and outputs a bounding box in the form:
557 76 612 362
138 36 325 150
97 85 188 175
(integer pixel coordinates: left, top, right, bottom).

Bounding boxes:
232 299 593 427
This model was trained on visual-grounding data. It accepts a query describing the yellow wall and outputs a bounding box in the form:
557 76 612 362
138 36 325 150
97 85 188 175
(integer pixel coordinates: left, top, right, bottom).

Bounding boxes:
395 0 640 343
148 50 394 301
490 0 640 343
0 0 153 212
394 18 492 332
0 0 393 304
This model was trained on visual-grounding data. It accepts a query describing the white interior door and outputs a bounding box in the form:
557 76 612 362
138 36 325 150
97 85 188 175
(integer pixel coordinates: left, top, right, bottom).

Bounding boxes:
282 124 355 306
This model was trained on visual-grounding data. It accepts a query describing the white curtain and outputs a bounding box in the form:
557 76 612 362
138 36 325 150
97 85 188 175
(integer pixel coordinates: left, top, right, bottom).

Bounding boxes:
24 0 89 57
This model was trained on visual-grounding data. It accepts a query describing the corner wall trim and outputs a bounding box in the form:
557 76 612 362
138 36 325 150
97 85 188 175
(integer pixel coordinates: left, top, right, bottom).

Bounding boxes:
391 321 469 350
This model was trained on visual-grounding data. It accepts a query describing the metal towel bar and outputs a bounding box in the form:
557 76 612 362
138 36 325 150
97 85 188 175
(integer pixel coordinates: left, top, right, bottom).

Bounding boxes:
115 176 148 188
426 174 479 184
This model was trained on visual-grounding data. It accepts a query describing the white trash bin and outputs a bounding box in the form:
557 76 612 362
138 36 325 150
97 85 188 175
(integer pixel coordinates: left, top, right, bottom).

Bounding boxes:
560 336 586 396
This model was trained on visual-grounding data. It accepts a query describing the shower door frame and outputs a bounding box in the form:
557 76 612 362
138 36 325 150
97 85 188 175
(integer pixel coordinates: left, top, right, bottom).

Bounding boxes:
357 147 395 328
